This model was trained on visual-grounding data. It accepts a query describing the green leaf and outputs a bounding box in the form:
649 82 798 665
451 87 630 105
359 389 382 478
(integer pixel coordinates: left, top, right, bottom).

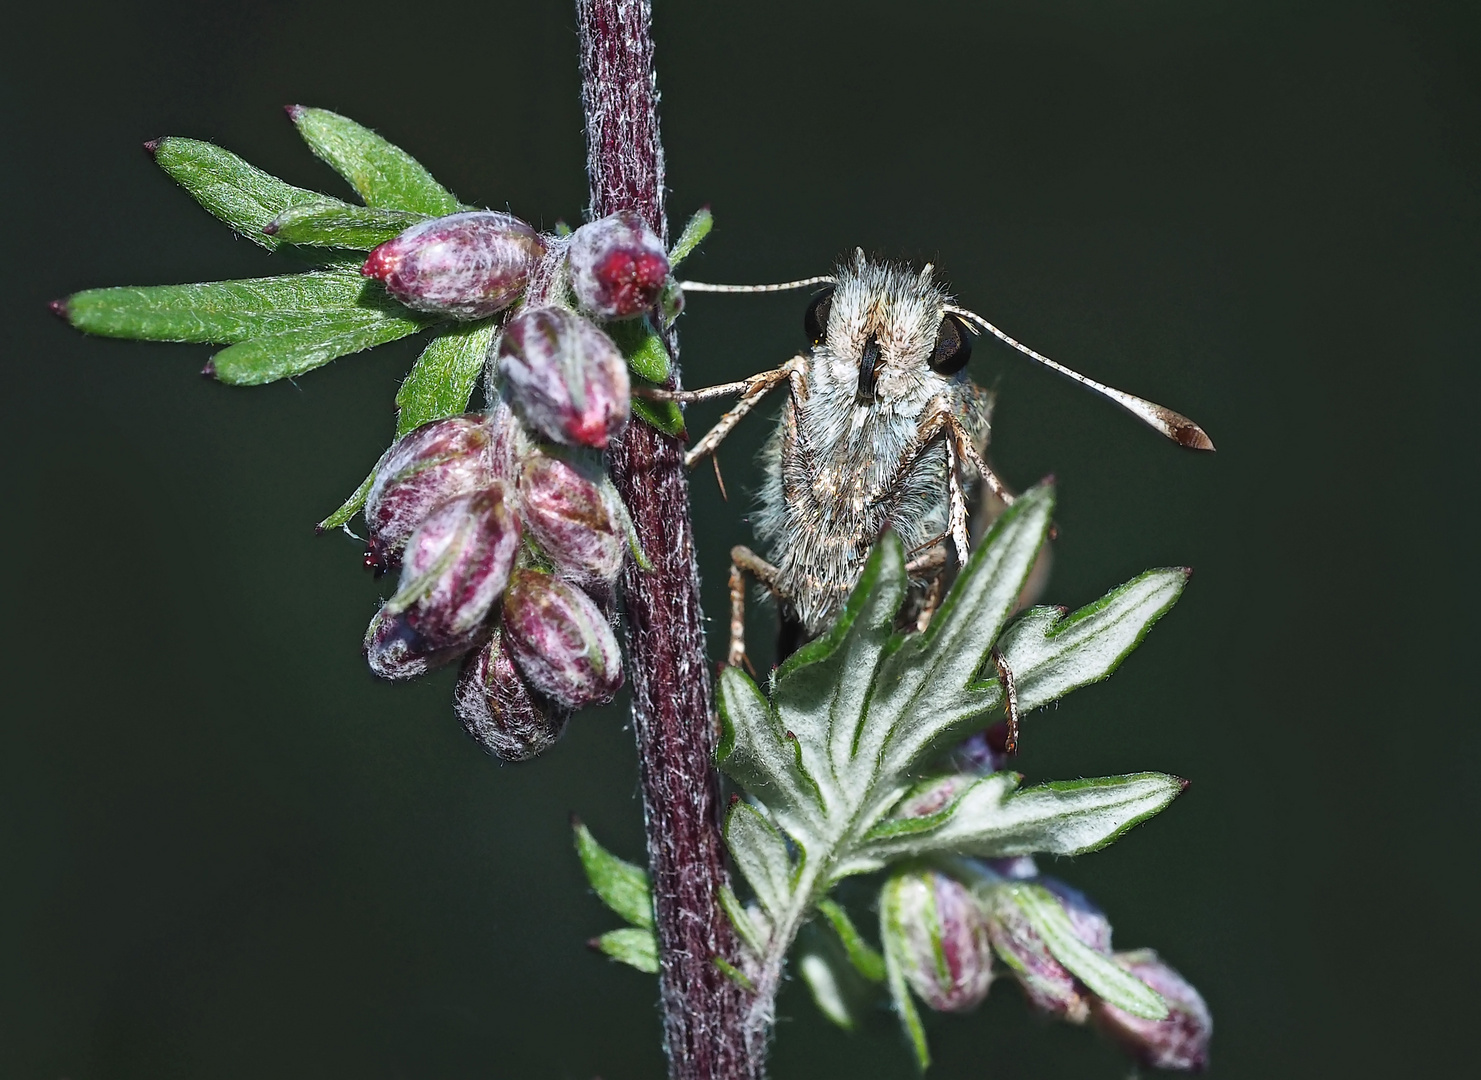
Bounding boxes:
712 955 755 990
395 320 497 436
592 927 659 974
716 667 824 836
719 884 769 957
288 106 461 216
724 801 794 920
632 395 687 436
1008 883 1167 1019
668 207 713 267
572 820 653 929
265 201 426 250
816 898 885 982
608 320 672 383
63 265 377 343
798 950 857 1031
883 908 931 1070
318 468 377 532
207 310 429 386
858 772 1184 865
150 137 333 250
997 568 1190 713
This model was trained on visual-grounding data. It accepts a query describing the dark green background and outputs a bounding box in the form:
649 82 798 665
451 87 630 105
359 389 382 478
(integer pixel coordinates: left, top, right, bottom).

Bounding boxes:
4 1 1476 1076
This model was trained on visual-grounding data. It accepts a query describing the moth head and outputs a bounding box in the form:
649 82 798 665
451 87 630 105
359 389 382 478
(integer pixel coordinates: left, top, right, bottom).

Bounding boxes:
811 256 971 404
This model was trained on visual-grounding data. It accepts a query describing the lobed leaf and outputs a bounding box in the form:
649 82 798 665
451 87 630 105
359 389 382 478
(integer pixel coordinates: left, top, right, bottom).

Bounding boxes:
860 772 1184 865
396 320 498 436
724 801 794 920
716 667 824 835
573 820 653 930
63 265 375 343
288 106 462 216
1007 883 1167 1019
207 309 430 386
265 201 427 250
997 568 1190 713
592 927 659 974
150 137 332 250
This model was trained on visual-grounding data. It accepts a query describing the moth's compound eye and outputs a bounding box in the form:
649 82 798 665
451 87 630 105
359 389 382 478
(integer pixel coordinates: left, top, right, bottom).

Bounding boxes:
804 287 835 346
928 313 972 375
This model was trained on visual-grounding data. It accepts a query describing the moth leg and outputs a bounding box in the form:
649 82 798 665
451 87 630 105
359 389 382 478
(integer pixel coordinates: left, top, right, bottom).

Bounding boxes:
942 435 973 566
682 357 805 467
915 573 945 633
729 544 788 671
991 647 1022 755
947 414 1015 506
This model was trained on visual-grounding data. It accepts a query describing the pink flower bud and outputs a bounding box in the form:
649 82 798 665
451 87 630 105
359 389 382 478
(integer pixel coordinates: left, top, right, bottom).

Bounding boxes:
1092 951 1212 1071
984 879 1113 1023
501 569 623 709
568 211 670 319
363 211 546 320
892 774 978 819
517 453 624 588
387 484 521 649
454 633 570 761
364 415 497 572
363 606 480 681
880 868 995 1014
497 307 630 448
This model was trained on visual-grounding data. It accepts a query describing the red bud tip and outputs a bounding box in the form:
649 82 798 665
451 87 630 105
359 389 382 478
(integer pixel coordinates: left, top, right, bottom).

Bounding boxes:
142 138 163 158
48 298 70 320
362 243 396 280
283 104 305 122
1181 566 1194 581
729 793 741 806
569 416 611 449
262 222 281 236
1177 777 1191 792
200 359 217 378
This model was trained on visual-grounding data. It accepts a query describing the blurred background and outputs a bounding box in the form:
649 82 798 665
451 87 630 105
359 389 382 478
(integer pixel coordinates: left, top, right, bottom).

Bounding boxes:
3 1 1477 1076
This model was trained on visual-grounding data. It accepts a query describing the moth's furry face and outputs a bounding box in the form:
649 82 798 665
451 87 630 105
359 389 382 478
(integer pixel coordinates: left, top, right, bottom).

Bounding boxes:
812 251 960 415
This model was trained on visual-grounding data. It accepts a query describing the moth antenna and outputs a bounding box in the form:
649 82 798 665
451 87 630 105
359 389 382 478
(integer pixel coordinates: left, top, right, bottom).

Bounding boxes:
678 275 835 294
946 305 1216 451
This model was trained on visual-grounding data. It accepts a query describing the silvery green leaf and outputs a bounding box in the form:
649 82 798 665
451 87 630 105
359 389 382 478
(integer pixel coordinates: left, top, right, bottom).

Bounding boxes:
724 801 794 920
865 481 1055 784
592 927 658 974
62 265 374 343
572 820 653 929
1007 883 1167 1019
288 106 462 216
717 667 825 835
816 898 885 983
395 320 497 436
799 951 856 1030
857 772 1185 866
719 884 769 956
882 905 931 1070
997 568 1190 713
150 137 333 250
264 201 427 250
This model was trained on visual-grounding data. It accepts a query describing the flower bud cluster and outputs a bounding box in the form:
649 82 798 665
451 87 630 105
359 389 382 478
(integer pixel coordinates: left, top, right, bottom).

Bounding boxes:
352 208 683 761
878 745 1211 1068
361 407 635 760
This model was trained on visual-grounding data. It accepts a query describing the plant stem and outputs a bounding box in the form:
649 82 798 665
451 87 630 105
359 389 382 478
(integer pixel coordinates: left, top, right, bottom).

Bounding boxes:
574 2 759 1077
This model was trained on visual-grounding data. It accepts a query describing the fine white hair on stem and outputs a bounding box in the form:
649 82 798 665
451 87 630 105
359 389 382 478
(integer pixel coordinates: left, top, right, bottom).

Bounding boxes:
678 275 836 293
944 304 1216 451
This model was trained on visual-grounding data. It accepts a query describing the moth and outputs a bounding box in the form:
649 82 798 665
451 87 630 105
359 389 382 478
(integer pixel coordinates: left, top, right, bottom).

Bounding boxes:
648 249 1213 750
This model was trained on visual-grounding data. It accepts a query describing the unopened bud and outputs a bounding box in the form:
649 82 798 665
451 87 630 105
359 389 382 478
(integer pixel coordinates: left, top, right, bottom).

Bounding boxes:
363 605 478 681
518 454 625 588
498 307 630 448
568 211 670 319
501 569 623 709
1092 950 1212 1071
880 868 994 1014
363 211 545 320
892 773 978 820
364 415 496 571
984 879 1113 1023
388 484 521 649
454 633 570 761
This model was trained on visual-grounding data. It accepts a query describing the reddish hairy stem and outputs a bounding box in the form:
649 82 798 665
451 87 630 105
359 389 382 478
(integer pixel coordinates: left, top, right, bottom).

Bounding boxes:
575 2 759 1077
